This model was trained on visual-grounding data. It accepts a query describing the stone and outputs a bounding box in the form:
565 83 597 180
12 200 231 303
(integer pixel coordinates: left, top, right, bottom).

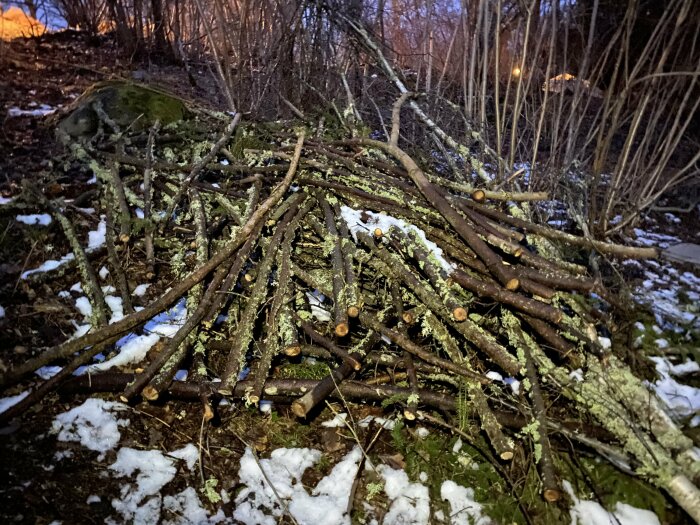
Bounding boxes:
662 243 700 266
58 80 186 137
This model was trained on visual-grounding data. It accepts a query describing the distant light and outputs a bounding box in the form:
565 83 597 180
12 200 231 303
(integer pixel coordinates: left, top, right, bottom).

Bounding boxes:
512 67 522 77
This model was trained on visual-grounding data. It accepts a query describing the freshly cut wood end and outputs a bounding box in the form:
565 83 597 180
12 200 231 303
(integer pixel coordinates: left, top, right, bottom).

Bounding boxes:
347 305 360 318
118 395 129 403
119 233 131 244
283 344 301 357
513 247 523 258
452 307 467 322
217 387 233 396
243 273 254 282
141 386 159 401
543 488 561 503
403 409 416 421
248 395 260 405
335 322 349 337
500 450 514 461
472 189 486 202
373 228 384 239
291 400 308 418
402 312 415 325
202 403 214 422
505 278 520 291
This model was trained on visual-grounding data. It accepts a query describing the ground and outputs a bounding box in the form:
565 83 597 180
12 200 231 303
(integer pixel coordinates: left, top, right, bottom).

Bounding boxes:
1 30 699 525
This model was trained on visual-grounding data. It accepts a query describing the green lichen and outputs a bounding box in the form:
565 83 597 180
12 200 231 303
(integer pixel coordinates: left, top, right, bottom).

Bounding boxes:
520 420 542 462
365 482 383 502
202 477 221 504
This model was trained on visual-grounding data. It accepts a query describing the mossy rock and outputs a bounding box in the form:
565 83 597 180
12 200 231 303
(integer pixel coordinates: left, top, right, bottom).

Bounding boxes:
58 80 187 137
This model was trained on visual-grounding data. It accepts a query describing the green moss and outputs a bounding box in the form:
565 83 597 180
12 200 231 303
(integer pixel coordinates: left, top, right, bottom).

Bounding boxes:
229 124 277 159
276 361 331 380
59 81 186 137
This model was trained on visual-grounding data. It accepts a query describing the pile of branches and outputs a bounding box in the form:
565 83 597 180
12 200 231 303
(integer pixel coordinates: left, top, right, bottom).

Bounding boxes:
1 96 698 519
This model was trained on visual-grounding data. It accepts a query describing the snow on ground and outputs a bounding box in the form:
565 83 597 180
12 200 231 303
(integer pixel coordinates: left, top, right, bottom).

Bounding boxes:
21 217 107 279
378 463 431 524
35 294 187 377
234 445 363 525
625 223 700 426
0 391 30 415
7 104 57 118
109 444 208 524
647 357 700 426
16 213 52 225
440 480 490 525
133 283 151 296
46 396 219 523
28 391 671 524
84 298 188 373
564 481 660 525
52 398 130 459
35 365 62 380
628 228 699 332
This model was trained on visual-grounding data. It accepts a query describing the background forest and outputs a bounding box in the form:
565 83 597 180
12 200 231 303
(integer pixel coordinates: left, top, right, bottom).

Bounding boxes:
4 0 700 235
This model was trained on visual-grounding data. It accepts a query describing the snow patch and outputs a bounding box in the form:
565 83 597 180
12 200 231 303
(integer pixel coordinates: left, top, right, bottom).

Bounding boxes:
306 290 331 322
52 398 130 459
88 333 160 372
648 357 700 425
233 445 363 525
440 480 491 525
35 366 62 380
168 443 199 471
133 284 151 297
340 205 453 274
75 296 92 319
105 295 124 323
0 391 30 415
378 464 431 525
21 217 107 279
564 480 660 525
16 214 52 226
8 104 57 117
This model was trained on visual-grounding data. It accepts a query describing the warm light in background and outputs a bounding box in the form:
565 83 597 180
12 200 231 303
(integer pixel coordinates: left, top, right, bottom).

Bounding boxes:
512 67 522 77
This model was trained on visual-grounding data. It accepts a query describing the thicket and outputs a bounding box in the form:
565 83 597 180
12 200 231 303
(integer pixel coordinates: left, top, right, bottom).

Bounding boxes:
15 0 700 234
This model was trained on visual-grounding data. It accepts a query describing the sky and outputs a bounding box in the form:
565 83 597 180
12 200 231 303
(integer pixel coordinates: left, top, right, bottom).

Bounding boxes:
1 1 66 30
